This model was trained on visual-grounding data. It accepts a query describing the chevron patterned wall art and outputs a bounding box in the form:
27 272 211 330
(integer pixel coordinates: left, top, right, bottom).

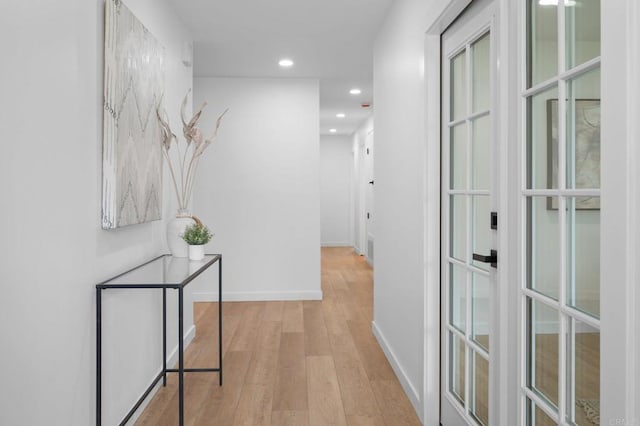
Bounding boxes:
102 0 165 229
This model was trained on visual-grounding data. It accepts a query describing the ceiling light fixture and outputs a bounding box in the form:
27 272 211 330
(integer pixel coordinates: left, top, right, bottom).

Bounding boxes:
539 0 576 5
329 129 337 133
349 88 362 95
336 113 346 118
278 58 294 67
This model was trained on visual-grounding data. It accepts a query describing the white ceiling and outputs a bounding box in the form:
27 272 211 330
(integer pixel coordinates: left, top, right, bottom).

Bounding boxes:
167 0 394 136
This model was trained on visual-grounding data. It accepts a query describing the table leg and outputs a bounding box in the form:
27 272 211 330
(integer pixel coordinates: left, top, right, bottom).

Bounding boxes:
218 256 223 386
178 287 184 426
163 288 167 386
96 289 102 426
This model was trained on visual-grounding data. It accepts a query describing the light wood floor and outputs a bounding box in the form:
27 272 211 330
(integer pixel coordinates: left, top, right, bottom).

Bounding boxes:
135 247 421 426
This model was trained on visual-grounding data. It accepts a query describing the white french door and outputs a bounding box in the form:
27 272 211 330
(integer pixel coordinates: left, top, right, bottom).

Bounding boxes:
521 1 601 424
441 1 497 424
436 1 603 425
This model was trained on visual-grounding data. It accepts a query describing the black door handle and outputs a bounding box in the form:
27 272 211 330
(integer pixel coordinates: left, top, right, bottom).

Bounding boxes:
472 249 497 268
369 180 374 185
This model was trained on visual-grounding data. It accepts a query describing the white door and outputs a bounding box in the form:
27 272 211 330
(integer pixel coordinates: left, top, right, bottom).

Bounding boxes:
441 0 497 424
521 1 601 424
364 131 374 264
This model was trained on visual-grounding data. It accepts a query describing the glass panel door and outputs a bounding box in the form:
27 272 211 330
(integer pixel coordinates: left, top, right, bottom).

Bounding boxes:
523 1 600 424
441 1 496 424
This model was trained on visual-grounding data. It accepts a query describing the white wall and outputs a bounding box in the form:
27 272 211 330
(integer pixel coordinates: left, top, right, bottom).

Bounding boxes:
371 0 438 419
0 1 193 425
191 77 322 301
320 135 352 247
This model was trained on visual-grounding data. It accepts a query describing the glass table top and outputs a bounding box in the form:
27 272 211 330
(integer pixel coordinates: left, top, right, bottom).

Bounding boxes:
98 254 220 288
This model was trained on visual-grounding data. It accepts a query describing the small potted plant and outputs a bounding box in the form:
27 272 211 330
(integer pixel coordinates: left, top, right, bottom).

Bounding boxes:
181 223 213 261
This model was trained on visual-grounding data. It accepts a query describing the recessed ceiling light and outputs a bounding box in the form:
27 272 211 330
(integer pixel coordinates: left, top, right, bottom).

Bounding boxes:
336 113 346 118
278 58 294 67
349 88 362 95
329 129 337 133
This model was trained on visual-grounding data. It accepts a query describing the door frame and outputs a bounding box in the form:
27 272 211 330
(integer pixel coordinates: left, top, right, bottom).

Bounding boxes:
424 0 520 425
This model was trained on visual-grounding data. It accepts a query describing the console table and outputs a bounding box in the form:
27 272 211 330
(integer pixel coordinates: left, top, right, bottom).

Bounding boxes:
96 254 222 426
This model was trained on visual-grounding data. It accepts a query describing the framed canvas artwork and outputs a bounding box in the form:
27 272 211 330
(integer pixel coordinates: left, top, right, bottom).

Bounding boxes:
102 0 165 229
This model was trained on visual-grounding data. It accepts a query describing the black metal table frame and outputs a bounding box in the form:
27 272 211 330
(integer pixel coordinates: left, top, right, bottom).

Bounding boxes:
96 254 222 426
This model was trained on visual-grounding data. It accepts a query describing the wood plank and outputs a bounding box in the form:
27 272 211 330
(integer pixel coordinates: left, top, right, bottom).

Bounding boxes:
263 301 285 322
245 349 279 386
272 333 308 410
191 350 253 425
347 320 395 381
370 380 421 426
271 410 309 426
277 332 305 368
346 414 386 426
306 355 347 426
329 333 380 416
255 320 282 352
229 304 265 352
303 301 332 356
322 297 349 336
232 384 273 426
282 301 304 332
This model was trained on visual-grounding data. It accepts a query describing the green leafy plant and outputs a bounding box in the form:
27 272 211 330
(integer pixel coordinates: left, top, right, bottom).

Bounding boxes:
181 223 213 246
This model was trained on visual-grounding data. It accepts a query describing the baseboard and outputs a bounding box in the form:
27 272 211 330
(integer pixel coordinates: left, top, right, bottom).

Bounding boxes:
321 242 352 247
371 321 423 423
126 324 196 424
192 290 323 302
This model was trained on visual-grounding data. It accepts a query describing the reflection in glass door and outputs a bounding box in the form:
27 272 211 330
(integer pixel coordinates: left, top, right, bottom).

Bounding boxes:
523 1 600 424
441 1 495 424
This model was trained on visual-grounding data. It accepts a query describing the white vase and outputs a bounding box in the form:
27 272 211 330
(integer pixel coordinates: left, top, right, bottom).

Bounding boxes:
188 245 205 261
167 209 195 257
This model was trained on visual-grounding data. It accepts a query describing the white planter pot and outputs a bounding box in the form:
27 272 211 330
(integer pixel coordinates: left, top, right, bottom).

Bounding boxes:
188 245 205 261
167 210 195 257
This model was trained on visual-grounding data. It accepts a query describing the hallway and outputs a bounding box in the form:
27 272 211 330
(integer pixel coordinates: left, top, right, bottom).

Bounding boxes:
135 247 421 425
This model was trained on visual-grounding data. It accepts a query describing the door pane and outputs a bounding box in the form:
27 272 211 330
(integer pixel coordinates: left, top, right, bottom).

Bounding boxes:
527 197 560 300
567 197 600 318
528 298 559 408
527 86 559 189
528 0 558 87
451 123 468 189
450 263 467 332
472 115 491 190
450 332 466 404
566 68 600 190
473 195 491 271
472 32 491 113
570 319 600 426
451 195 467 261
451 51 467 120
471 351 489 425
565 0 601 69
527 398 556 426
472 272 490 351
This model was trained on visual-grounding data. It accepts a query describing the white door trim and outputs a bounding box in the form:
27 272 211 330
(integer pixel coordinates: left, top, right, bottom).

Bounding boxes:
424 2 472 426
601 0 640 423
